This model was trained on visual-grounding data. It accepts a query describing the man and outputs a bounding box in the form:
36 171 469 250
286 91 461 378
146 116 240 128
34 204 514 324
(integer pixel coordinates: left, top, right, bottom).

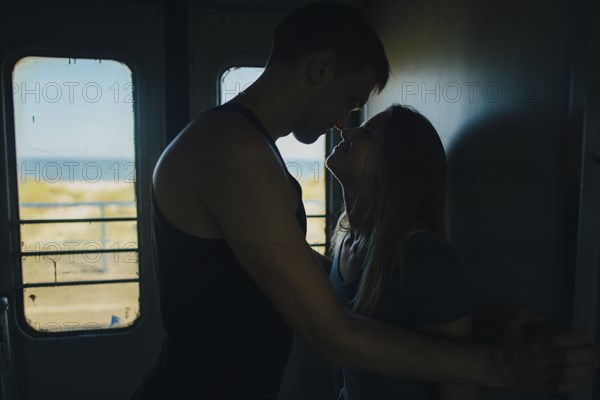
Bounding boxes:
134 2 598 399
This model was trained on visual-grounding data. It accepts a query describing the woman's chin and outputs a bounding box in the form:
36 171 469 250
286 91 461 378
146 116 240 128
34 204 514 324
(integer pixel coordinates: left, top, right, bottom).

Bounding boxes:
324 155 333 169
325 156 337 175
325 148 343 166
324 166 345 187
326 152 352 185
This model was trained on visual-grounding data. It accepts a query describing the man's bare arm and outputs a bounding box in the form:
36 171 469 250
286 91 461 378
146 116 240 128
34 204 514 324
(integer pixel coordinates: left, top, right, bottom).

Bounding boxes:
187 124 598 393
415 314 483 400
312 249 333 274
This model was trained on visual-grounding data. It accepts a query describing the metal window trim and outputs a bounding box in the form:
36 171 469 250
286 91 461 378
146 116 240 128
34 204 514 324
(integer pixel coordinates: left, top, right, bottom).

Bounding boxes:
1 45 148 338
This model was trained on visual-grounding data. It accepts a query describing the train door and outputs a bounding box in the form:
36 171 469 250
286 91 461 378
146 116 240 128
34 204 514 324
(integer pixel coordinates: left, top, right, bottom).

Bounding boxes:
0 2 166 398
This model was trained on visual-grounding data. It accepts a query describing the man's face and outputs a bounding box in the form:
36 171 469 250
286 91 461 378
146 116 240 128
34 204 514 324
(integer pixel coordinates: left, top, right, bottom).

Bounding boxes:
291 66 378 144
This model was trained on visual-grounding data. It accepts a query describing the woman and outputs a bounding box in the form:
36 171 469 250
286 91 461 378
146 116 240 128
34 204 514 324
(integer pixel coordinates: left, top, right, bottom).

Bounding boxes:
325 104 481 400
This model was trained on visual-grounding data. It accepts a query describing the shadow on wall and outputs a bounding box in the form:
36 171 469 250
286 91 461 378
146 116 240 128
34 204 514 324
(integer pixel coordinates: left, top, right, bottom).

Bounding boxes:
447 110 571 400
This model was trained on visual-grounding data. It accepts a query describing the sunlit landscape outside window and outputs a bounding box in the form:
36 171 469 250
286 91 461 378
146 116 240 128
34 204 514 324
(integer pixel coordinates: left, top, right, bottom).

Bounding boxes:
12 56 139 332
220 67 327 254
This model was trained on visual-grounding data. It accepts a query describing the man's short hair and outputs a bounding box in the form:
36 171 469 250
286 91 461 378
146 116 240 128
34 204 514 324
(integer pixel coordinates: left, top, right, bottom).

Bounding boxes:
267 1 390 93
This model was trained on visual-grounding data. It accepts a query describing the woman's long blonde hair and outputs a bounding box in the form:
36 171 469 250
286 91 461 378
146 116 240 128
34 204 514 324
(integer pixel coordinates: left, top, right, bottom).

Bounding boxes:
329 104 448 316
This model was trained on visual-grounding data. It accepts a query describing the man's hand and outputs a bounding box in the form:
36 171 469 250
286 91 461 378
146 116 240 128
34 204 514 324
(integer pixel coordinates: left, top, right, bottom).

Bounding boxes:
490 307 599 393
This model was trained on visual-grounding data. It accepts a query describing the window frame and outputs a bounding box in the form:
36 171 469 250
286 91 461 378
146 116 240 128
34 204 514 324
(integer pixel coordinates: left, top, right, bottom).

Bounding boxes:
1 46 151 338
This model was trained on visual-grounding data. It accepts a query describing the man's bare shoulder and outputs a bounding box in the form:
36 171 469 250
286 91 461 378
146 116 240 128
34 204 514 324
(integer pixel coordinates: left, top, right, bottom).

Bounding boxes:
178 109 259 151
158 108 279 176
152 107 289 238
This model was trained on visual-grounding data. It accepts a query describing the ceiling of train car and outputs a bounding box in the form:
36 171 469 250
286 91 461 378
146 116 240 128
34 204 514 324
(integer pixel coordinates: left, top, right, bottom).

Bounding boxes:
4 0 369 13
21 0 366 6
159 0 366 8
19 0 370 9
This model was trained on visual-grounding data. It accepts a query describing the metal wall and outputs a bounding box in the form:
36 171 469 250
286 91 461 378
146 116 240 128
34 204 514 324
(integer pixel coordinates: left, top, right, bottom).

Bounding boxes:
368 1 598 399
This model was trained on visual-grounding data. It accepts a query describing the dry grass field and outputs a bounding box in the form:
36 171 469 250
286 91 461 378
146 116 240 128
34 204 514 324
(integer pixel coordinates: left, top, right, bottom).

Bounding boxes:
18 176 326 332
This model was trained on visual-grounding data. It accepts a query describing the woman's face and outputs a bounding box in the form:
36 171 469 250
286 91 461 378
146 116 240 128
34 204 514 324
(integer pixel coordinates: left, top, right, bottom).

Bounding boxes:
325 110 389 193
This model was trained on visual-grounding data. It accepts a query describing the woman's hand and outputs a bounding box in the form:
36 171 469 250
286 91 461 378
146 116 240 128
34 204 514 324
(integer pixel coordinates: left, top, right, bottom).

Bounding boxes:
490 307 599 393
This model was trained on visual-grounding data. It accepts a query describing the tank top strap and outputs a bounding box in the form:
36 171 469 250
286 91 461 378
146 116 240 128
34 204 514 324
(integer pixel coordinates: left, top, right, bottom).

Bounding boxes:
211 101 289 169
189 100 306 235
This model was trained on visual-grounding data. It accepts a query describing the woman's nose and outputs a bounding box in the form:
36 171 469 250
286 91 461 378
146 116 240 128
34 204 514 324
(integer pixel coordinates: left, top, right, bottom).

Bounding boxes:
340 128 358 141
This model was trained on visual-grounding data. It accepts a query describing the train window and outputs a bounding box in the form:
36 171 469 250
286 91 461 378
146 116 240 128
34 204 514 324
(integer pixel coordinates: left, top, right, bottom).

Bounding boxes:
220 67 327 254
10 56 140 333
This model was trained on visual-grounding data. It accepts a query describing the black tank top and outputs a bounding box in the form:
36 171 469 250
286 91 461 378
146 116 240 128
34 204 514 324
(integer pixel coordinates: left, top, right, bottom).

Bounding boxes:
140 101 307 399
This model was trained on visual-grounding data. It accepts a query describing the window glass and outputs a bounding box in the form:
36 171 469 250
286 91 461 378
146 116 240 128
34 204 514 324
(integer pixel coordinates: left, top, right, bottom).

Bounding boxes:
12 56 139 332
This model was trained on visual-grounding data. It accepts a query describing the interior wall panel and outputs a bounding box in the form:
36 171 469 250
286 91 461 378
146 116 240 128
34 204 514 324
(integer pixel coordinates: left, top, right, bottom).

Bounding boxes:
368 1 593 399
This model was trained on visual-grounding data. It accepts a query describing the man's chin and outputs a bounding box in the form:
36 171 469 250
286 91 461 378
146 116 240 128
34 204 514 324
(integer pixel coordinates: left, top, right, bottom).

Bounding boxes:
292 131 321 144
